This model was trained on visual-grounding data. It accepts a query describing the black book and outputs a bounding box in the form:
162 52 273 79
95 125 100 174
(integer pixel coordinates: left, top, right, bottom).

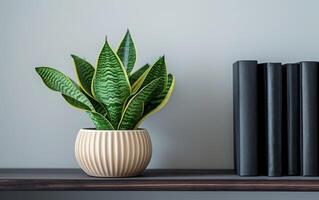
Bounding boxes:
283 63 300 176
300 61 319 176
233 60 258 176
282 65 288 176
259 63 283 177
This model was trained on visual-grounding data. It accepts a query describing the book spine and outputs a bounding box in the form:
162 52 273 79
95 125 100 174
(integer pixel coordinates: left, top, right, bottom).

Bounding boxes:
285 63 301 176
233 60 258 176
282 65 288 176
258 64 267 176
262 63 283 176
233 62 239 173
300 61 319 176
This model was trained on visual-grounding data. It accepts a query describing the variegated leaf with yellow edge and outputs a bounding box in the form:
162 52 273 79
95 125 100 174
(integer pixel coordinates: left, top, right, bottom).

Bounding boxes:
135 74 175 129
117 30 136 75
92 37 131 127
118 78 163 130
129 64 150 85
139 56 168 97
71 54 95 97
35 67 95 111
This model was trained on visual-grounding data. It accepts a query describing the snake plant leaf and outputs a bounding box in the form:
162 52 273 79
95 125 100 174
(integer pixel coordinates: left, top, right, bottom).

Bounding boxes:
70 78 109 117
131 66 151 93
60 79 95 112
92 38 131 127
150 74 174 104
135 74 175 129
118 78 163 130
86 94 108 117
140 56 168 97
35 67 95 111
120 102 144 130
62 94 91 111
129 64 150 85
87 111 114 130
71 55 95 97
62 94 112 130
63 83 109 118
117 30 136 75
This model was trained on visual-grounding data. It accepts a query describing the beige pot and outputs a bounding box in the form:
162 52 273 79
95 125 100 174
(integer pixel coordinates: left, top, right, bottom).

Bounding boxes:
75 128 152 177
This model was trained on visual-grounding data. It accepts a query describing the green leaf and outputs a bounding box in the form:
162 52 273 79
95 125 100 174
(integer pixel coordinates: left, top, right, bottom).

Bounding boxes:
150 74 174 104
92 38 131 127
67 78 109 118
62 93 112 130
141 56 168 97
86 94 109 117
71 55 95 97
131 66 151 93
129 64 150 85
118 78 163 130
62 94 91 111
87 111 114 130
70 78 108 117
35 67 94 111
117 30 136 74
135 74 175 129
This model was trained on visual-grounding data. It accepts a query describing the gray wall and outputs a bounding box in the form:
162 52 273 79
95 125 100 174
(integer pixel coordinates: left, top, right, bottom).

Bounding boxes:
1 0 319 199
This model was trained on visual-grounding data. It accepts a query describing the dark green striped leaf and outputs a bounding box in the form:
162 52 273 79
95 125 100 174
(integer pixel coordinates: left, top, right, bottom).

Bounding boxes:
35 67 94 111
62 94 91 111
118 78 162 130
70 78 109 118
61 95 112 130
92 38 131 127
141 56 168 97
129 64 150 85
131 66 151 93
117 30 136 74
86 94 108 117
71 55 95 97
135 74 175 128
150 74 174 104
70 79 108 117
87 111 114 130
62 93 112 130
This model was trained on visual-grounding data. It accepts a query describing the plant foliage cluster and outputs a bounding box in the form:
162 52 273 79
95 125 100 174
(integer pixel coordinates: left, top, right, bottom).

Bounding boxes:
36 30 175 130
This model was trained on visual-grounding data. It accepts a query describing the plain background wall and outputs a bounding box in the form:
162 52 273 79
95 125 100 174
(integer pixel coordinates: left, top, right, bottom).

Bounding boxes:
1 0 319 199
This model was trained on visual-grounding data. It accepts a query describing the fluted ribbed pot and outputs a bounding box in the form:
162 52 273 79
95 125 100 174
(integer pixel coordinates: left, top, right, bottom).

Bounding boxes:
75 128 152 177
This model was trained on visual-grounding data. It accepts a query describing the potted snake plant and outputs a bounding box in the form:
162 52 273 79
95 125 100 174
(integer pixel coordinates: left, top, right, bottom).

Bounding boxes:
35 30 175 177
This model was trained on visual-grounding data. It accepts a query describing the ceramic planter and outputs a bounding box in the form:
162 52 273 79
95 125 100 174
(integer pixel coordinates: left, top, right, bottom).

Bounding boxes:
75 128 152 177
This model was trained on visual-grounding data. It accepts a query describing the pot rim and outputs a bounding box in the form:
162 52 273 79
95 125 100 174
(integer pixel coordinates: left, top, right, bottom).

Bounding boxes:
79 128 147 132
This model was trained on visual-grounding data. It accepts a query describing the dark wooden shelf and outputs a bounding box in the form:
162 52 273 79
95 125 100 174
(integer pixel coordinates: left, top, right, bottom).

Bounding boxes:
1 169 319 191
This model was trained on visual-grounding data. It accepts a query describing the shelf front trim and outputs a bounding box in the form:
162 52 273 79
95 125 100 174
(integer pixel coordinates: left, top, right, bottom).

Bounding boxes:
1 169 319 191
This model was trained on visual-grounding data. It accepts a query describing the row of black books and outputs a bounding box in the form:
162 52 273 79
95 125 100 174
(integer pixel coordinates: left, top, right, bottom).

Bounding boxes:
233 60 319 177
